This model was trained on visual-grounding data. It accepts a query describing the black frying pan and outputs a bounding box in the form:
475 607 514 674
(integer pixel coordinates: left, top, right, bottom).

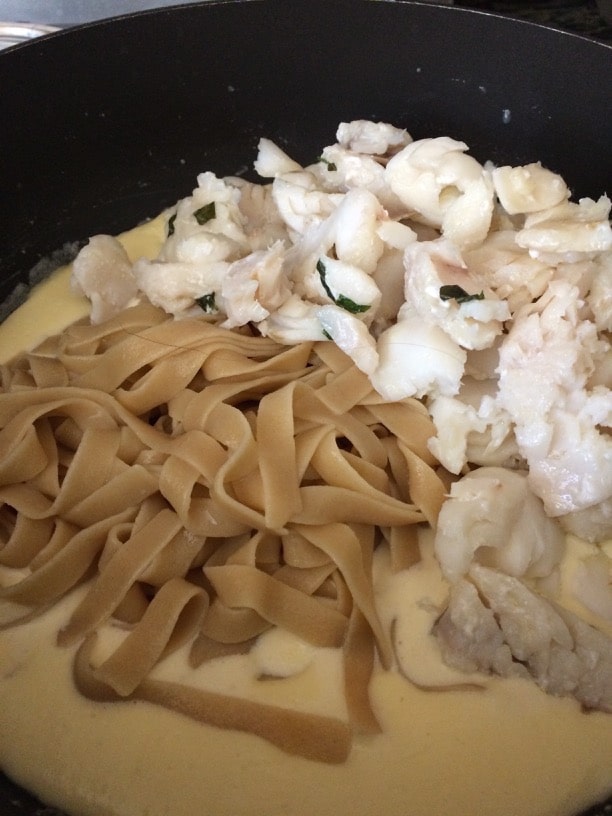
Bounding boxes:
0 1 611 814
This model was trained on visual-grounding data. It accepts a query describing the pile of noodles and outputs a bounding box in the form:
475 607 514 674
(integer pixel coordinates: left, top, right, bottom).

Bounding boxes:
0 303 448 763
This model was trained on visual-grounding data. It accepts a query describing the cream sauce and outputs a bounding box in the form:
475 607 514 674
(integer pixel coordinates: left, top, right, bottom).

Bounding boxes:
0 216 165 364
1 545 611 816
0 223 611 816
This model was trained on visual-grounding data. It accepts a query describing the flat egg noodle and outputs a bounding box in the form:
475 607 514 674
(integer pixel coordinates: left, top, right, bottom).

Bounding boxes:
0 514 56 568
57 508 185 645
204 564 348 647
92 577 209 696
0 510 135 624
343 605 382 735
73 633 352 765
197 598 270 644
0 304 444 761
291 522 393 668
256 382 302 530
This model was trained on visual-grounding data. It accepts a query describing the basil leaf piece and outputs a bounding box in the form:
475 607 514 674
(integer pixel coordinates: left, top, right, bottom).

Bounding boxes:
196 292 217 313
317 259 334 300
336 294 371 314
317 259 370 314
193 202 216 226
321 328 333 341
439 284 485 304
318 156 337 172
167 212 177 236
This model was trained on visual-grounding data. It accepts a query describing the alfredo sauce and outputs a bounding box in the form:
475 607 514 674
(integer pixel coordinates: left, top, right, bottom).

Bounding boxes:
0 220 610 816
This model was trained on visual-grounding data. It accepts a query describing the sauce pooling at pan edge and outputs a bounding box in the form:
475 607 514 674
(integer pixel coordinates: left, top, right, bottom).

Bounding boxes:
0 119 611 816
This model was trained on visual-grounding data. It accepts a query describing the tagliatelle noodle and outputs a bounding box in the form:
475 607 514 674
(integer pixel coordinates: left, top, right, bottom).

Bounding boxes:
343 605 382 735
91 577 209 696
0 510 135 625
57 508 187 646
73 634 354 765
0 302 447 762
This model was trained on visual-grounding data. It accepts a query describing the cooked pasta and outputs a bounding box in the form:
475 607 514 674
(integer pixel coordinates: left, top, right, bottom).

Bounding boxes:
0 302 446 762
2 118 610 786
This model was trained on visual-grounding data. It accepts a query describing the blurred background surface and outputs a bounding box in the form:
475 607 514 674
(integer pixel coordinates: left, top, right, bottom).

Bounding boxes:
0 0 611 43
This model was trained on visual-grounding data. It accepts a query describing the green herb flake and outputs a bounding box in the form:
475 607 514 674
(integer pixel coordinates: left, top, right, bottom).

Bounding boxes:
193 201 216 226
196 292 217 313
167 212 177 236
317 258 370 314
322 328 333 341
336 294 370 314
318 156 337 172
317 259 334 300
439 285 485 304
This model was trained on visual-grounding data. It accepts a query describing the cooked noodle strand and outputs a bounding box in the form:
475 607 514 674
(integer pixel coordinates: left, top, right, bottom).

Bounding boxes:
0 307 442 762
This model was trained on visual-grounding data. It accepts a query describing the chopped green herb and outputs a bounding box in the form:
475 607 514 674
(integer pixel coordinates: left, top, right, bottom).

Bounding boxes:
317 258 370 314
336 294 370 314
193 201 216 225
196 292 217 313
167 212 177 236
439 284 485 304
322 328 333 341
318 156 337 172
317 259 334 300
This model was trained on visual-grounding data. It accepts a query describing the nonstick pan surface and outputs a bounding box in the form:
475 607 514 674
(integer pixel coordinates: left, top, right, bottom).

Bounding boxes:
1 0 611 302
0 1 611 814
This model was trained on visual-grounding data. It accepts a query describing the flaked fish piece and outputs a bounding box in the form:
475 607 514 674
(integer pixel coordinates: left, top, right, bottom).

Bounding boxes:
435 563 612 712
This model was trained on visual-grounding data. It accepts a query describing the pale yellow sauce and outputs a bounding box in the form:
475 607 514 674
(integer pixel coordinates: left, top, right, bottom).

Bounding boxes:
0 216 165 364
0 223 611 816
